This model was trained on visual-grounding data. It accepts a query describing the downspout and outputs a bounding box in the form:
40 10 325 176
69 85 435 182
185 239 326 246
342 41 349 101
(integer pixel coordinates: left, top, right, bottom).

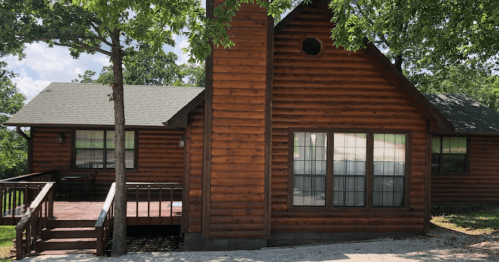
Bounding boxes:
16 126 33 174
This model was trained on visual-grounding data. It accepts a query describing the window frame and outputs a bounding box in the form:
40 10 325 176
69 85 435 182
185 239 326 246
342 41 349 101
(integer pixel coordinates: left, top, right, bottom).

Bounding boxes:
287 128 411 213
431 135 469 175
71 128 138 172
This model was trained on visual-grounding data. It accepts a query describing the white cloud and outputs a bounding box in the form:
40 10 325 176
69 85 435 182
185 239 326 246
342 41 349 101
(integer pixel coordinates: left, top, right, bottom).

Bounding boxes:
177 39 191 64
6 42 110 83
12 69 51 102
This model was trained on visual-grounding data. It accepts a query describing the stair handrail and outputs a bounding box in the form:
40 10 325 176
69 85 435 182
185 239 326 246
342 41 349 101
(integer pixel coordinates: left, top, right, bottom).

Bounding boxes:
95 182 116 256
0 170 58 183
15 182 55 260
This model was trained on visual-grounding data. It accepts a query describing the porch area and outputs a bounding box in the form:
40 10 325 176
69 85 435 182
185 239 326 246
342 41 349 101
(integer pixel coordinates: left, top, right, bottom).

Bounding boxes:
0 170 183 259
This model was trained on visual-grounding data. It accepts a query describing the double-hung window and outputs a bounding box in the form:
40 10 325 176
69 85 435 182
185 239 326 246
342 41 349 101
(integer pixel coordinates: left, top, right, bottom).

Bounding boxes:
431 136 467 173
75 130 135 169
292 131 408 209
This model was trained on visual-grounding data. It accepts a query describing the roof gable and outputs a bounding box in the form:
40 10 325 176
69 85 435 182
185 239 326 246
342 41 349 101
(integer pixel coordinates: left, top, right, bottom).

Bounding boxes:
275 1 453 132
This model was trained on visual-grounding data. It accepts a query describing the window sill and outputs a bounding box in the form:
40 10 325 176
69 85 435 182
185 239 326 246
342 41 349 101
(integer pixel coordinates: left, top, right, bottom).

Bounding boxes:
71 169 139 173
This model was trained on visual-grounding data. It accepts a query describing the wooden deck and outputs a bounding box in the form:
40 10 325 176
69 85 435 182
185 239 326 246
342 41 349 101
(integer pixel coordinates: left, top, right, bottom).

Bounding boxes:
2 200 182 225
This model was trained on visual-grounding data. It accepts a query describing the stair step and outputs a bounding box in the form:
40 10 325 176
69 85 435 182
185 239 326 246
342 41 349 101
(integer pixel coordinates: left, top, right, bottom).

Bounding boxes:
36 239 97 251
41 228 97 239
47 220 96 228
36 249 96 256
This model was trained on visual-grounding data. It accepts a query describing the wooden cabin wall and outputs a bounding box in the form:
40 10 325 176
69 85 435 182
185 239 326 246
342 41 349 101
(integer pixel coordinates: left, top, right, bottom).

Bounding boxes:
204 0 270 239
271 4 429 233
184 103 204 233
432 136 499 203
31 127 185 183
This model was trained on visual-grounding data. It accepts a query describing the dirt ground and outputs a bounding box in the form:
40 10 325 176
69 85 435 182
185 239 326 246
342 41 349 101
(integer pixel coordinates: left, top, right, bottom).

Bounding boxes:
19 224 499 261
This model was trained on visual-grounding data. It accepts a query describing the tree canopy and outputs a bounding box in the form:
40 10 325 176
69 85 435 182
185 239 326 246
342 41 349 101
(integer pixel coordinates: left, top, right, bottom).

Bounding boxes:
0 61 27 179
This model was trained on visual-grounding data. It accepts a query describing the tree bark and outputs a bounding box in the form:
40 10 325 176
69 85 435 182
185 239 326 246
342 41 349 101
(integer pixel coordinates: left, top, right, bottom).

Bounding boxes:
110 29 127 257
394 54 403 73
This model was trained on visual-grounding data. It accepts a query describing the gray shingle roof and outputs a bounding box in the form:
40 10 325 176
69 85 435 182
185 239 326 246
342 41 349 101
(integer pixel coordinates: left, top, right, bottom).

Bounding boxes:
424 93 499 134
5 82 204 127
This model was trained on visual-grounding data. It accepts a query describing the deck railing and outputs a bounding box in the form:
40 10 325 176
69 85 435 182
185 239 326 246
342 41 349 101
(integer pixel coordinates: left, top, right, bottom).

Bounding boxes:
126 182 182 225
15 182 55 260
95 182 115 256
0 170 58 225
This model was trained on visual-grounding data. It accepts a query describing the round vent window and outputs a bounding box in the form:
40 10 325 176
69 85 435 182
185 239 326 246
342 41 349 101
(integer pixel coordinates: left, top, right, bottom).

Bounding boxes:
302 37 322 55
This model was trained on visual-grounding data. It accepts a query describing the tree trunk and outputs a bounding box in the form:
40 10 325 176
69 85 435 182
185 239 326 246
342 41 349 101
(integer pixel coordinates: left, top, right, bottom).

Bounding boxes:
110 29 127 257
394 54 403 73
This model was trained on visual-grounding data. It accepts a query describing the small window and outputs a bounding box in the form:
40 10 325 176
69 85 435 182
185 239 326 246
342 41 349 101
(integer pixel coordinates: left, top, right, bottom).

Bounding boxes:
75 130 135 169
431 136 467 173
302 37 322 55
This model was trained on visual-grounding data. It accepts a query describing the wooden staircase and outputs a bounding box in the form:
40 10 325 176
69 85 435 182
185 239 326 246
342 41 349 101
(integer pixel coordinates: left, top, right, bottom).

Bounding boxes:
35 219 98 255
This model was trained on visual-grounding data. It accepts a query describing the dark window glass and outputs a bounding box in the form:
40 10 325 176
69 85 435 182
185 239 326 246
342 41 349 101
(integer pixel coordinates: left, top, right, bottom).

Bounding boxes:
372 134 406 207
293 132 327 206
302 38 321 55
75 130 135 169
432 136 467 173
333 133 367 207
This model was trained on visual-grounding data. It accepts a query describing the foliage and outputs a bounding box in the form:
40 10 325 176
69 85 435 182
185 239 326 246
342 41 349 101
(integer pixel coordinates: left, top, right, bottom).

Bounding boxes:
71 70 97 83
178 63 205 87
329 0 499 72
0 61 27 179
412 63 499 111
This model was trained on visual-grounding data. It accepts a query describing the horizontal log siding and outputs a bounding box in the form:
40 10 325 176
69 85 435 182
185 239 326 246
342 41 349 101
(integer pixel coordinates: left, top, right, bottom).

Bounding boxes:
31 127 185 183
271 4 428 233
432 136 499 203
208 0 268 239
32 127 72 172
187 104 204 233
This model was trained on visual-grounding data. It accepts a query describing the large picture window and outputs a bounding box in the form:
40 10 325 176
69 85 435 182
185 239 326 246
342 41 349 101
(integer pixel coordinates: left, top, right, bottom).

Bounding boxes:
75 130 135 169
431 136 467 173
291 130 408 209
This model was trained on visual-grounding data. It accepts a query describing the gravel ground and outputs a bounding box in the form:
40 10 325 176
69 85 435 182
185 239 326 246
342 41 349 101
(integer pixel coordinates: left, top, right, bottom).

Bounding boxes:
21 227 499 262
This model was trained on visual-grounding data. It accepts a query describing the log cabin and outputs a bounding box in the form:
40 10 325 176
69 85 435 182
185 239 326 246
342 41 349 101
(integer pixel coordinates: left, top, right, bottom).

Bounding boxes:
4 0 499 255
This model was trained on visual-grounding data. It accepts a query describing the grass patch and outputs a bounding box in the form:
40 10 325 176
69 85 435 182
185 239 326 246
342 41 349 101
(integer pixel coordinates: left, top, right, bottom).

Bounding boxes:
0 226 15 261
432 204 499 235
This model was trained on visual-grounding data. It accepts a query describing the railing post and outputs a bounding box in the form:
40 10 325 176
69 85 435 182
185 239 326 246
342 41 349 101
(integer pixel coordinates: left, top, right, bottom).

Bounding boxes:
16 228 24 260
12 185 17 220
0 185 3 225
96 227 103 256
48 186 54 218
170 184 174 222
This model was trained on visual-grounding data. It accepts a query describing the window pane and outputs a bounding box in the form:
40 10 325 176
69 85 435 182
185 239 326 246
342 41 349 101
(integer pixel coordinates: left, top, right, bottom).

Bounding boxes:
107 131 135 149
373 177 405 207
373 134 406 207
373 134 406 176
432 137 441 153
126 150 134 169
441 154 466 172
442 137 466 154
293 132 327 206
75 130 104 149
106 131 115 149
431 154 440 172
106 150 115 169
333 133 366 207
75 149 104 169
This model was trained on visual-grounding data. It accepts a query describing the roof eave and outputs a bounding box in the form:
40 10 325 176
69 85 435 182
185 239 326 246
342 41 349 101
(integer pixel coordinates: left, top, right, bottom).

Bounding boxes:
163 90 206 128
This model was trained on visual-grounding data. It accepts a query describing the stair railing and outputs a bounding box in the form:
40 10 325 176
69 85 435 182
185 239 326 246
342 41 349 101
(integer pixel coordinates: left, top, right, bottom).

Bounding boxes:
95 182 115 256
15 182 55 260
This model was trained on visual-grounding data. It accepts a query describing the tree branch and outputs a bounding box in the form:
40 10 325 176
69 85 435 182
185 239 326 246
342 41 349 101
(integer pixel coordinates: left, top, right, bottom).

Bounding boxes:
52 42 112 56
90 22 113 47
